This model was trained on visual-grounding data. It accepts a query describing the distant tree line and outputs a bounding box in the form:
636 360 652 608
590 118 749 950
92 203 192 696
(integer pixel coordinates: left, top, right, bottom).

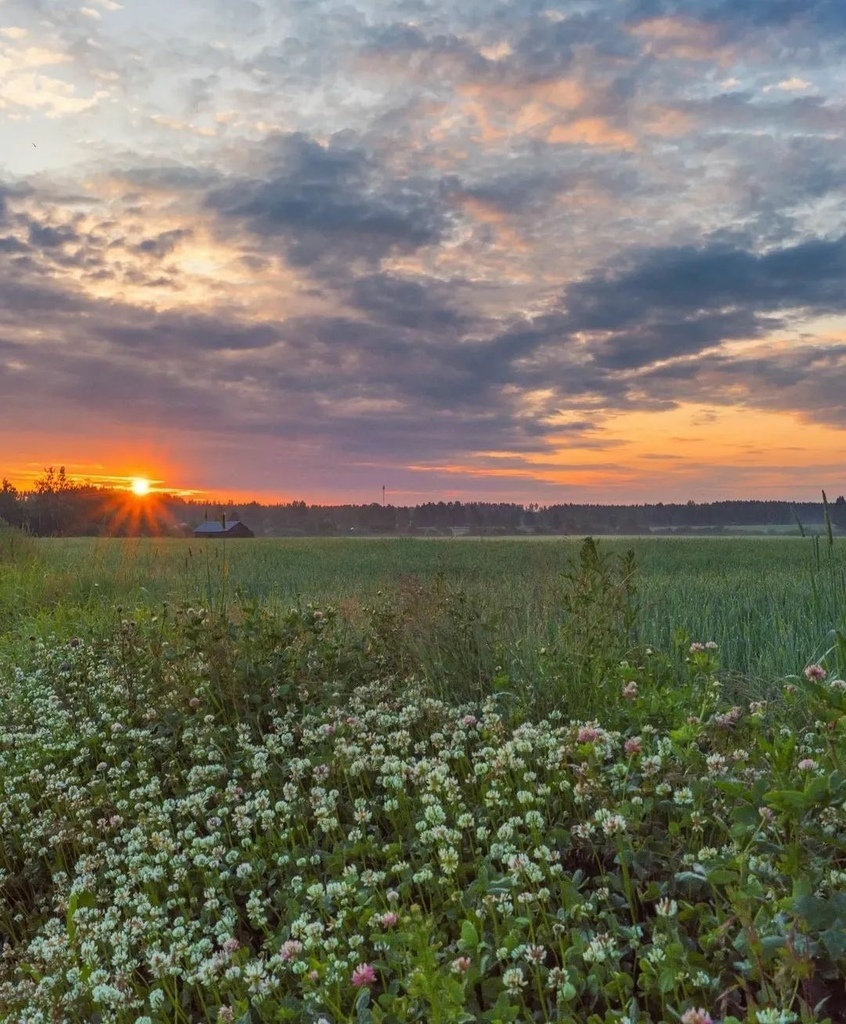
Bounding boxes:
2 467 845 538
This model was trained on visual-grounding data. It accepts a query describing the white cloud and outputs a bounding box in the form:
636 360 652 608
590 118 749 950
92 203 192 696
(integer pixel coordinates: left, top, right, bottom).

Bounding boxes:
0 45 68 74
0 40 110 117
765 77 811 92
2 71 108 115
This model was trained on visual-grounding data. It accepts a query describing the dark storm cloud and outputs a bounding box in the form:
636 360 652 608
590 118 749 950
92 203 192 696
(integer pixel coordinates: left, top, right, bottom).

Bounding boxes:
626 0 846 31
509 8 636 75
206 133 447 266
0 237 28 254
441 231 846 419
565 235 846 333
133 229 192 259
0 274 85 317
592 310 769 371
97 315 281 354
27 223 80 249
348 274 470 331
360 20 490 78
637 343 846 428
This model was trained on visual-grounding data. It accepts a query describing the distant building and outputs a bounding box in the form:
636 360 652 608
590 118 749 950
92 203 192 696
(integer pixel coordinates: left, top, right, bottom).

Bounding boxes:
193 520 255 539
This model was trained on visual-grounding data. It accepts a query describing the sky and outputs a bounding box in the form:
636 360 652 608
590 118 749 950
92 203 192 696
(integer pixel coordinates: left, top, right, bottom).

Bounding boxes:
2 0 846 504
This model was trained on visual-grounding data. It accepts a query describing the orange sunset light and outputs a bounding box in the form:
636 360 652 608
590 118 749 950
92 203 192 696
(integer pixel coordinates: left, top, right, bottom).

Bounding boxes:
130 477 151 496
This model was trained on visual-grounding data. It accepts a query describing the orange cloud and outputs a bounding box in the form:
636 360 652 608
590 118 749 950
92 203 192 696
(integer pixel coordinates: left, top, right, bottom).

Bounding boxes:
456 76 584 140
547 117 637 150
457 195 532 253
640 106 695 137
630 16 733 65
453 78 635 150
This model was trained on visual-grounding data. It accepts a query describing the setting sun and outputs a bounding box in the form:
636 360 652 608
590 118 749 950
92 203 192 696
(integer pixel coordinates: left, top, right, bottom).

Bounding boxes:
130 478 151 496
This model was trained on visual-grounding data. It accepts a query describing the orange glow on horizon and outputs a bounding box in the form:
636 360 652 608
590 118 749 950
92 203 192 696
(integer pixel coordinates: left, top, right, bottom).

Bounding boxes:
130 477 151 496
5 399 846 507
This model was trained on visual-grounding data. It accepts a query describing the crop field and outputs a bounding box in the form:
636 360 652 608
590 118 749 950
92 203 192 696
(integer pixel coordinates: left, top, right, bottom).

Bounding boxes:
3 533 846 686
1 530 845 1023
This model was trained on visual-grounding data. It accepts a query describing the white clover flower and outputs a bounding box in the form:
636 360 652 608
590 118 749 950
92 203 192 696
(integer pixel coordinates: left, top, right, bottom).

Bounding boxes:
502 966 526 994
655 897 678 917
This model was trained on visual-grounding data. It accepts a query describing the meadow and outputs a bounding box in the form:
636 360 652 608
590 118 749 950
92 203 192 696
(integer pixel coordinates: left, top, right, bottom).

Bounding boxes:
3 533 846 688
1 530 845 1023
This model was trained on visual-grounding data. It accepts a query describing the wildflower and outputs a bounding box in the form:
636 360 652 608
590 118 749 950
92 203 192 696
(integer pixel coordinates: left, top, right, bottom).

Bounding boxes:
351 963 377 987
279 940 304 961
525 944 546 964
583 933 617 963
218 1009 235 1023
804 664 827 681
624 736 642 755
451 956 471 973
680 1010 713 1024
759 806 776 823
577 726 600 743
713 706 742 728
378 911 398 927
689 642 706 653
705 641 718 650
655 897 678 917
797 758 817 772
601 812 628 836
502 966 526 994
622 681 638 699
438 847 459 872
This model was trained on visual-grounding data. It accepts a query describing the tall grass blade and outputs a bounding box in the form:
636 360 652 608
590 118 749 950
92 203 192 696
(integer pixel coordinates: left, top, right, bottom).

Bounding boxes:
790 505 806 537
822 489 834 548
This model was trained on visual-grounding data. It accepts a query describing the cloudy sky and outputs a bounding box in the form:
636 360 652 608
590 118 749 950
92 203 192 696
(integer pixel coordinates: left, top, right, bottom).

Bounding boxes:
2 0 846 503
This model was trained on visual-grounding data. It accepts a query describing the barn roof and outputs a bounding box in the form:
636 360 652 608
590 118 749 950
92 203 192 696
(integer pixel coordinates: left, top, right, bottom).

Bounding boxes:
194 521 246 533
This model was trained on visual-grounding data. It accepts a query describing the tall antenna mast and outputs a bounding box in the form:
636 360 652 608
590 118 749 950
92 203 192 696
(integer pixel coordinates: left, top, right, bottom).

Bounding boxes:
382 484 385 506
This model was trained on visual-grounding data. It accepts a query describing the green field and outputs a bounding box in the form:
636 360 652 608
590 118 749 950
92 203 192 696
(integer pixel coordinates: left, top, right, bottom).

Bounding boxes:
2 530 846 1023
3 533 846 687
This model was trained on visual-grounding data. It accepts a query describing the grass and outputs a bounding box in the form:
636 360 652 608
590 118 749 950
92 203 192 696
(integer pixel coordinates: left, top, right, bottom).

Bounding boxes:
3 534 846 689
2 530 846 1022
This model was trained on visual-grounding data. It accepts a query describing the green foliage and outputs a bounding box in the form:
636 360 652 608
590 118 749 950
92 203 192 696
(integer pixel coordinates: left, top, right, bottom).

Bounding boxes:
531 537 640 717
1 580 846 1023
4 534 846 694
0 521 38 566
